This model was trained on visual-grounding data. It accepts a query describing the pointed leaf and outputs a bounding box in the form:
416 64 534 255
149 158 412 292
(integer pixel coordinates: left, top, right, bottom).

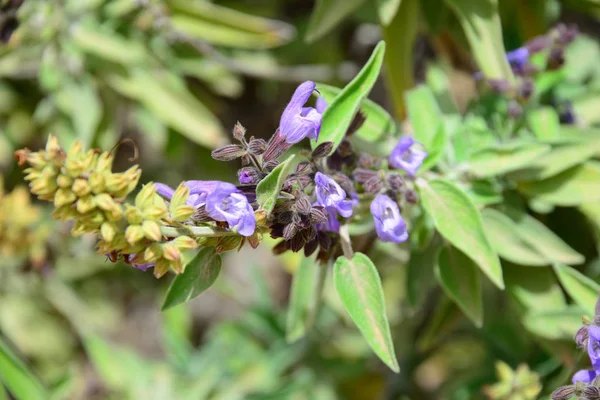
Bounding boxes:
312 42 386 153
333 253 399 372
468 142 550 178
0 338 46 400
418 178 504 289
316 83 396 143
286 256 323 342
405 85 443 149
305 0 368 43
523 307 584 340
436 246 483 326
256 154 296 215
377 0 402 25
162 248 222 310
505 264 566 313
528 107 560 141
553 263 600 312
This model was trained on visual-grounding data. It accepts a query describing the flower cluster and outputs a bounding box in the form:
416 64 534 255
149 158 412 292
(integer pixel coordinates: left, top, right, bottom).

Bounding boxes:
551 296 600 399
484 23 578 122
16 80 428 276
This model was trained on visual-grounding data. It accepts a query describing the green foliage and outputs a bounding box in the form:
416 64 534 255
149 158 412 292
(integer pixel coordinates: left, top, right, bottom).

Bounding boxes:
286 255 323 343
0 338 47 400
255 154 297 215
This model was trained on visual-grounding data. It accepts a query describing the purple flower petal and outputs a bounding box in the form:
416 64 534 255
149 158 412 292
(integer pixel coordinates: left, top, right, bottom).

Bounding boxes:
154 183 175 199
279 81 324 144
205 182 255 237
573 369 596 384
389 136 427 176
317 207 340 233
370 194 408 243
316 96 327 114
507 47 529 69
314 172 354 218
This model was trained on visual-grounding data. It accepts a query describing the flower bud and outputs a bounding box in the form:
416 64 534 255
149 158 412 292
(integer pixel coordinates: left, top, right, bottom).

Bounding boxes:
248 139 267 155
76 195 95 214
57 174 73 188
265 160 280 171
518 80 534 101
295 195 312 215
508 100 523 119
72 178 91 197
575 325 589 348
144 243 163 262
172 235 197 250
584 386 600 400
353 168 378 184
312 141 334 158
142 220 162 241
547 47 565 70
54 188 77 207
172 205 195 222
170 183 190 210
154 259 171 278
211 144 246 161
88 171 106 194
550 386 576 400
101 222 118 242
488 79 510 94
125 225 145 245
405 189 419 204
364 176 383 194
215 236 242 254
125 205 144 225
294 161 312 175
387 173 404 191
162 243 181 261
238 167 260 185
263 130 291 161
232 121 246 140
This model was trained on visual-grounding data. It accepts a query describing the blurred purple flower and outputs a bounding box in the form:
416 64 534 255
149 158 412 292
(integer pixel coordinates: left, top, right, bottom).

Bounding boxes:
507 47 529 69
238 170 253 184
317 207 341 233
572 369 597 384
279 81 325 144
588 326 600 369
205 182 255 236
155 181 220 208
370 194 408 243
389 136 427 176
314 172 353 218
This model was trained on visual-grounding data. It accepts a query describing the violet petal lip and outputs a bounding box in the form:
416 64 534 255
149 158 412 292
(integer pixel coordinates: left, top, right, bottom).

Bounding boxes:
389 136 427 176
370 194 408 243
278 81 326 144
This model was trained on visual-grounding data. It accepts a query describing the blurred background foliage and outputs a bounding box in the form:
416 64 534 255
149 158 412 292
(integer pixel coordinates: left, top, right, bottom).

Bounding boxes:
2 0 600 399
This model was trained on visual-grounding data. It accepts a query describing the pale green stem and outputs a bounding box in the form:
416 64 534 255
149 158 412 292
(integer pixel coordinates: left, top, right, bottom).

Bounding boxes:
160 225 239 238
339 224 354 259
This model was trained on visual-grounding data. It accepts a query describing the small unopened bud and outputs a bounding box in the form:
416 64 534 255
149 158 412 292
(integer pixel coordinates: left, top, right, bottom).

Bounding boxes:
57 174 73 188
295 195 312 215
172 235 197 250
76 195 95 214
488 79 510 94
294 161 312 175
125 225 144 245
405 189 418 204
387 173 404 191
215 236 242 254
526 35 550 53
211 144 246 161
584 386 600 400
101 222 118 242
162 243 181 261
125 205 144 225
89 172 105 194
248 139 267 155
283 223 297 241
72 178 91 197
575 325 589 348
238 167 259 185
170 184 190 210
232 121 246 140
54 188 77 207
550 385 576 400
547 47 565 70
357 153 375 169
310 207 328 224
144 243 163 262
154 259 170 278
312 141 334 158
254 210 268 227
364 176 383 194
142 220 162 241
518 80 534 101
172 205 195 222
263 130 291 161
265 160 280 171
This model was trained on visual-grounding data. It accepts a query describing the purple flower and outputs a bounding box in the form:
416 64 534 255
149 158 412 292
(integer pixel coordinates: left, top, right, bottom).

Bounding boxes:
238 170 253 185
155 181 220 208
589 326 600 369
507 47 529 69
279 81 325 144
389 136 427 176
314 172 354 218
370 194 408 243
124 254 154 271
205 182 255 236
317 207 341 233
573 369 597 384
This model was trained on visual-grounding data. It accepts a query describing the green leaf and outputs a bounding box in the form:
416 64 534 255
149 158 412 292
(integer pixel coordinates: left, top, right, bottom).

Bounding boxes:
71 24 147 65
0 338 47 400
168 0 295 49
445 0 514 81
333 253 399 372
305 0 368 43
435 246 483 327
255 154 296 215
527 107 560 141
376 0 402 25
421 124 447 171
508 138 600 181
316 83 396 143
405 85 443 149
468 142 550 178
504 208 584 265
312 41 386 152
505 264 567 314
286 256 323 343
518 163 600 206
523 307 585 340
418 178 504 289
406 236 440 308
481 208 548 266
426 64 458 113
553 263 600 312
162 248 222 310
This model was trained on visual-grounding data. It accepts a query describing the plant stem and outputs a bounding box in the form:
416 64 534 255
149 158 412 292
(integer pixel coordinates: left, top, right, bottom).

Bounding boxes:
160 225 238 238
339 224 354 259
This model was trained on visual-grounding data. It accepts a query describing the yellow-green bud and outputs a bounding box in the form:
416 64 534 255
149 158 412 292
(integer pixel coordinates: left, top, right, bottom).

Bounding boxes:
96 152 114 173
45 135 62 159
23 169 41 181
52 205 76 221
172 235 197 250
100 222 118 242
153 259 170 278
142 220 162 241
162 243 181 261
54 188 77 207
125 225 145 245
144 204 168 220
56 174 73 188
76 195 95 214
72 178 91 197
88 171 106 194
135 183 157 209
170 184 189 210
216 236 243 254
144 243 163 262
125 205 143 225
172 205 195 222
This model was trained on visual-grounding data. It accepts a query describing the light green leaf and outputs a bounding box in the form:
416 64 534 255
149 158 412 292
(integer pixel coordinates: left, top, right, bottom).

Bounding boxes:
71 24 147 65
406 236 440 308
518 163 600 206
376 0 402 25
527 107 560 141
580 202 600 232
162 248 222 310
316 83 396 143
333 253 399 372
553 263 600 312
405 85 443 149
464 180 503 206
0 338 46 400
312 42 386 152
481 208 548 266
255 154 296 215
523 307 584 340
418 178 504 289
421 124 447 171
436 246 483 327
305 0 368 43
168 0 295 48
426 64 458 114
286 256 323 343
445 0 513 81
505 264 567 313
504 208 584 265
468 142 550 178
